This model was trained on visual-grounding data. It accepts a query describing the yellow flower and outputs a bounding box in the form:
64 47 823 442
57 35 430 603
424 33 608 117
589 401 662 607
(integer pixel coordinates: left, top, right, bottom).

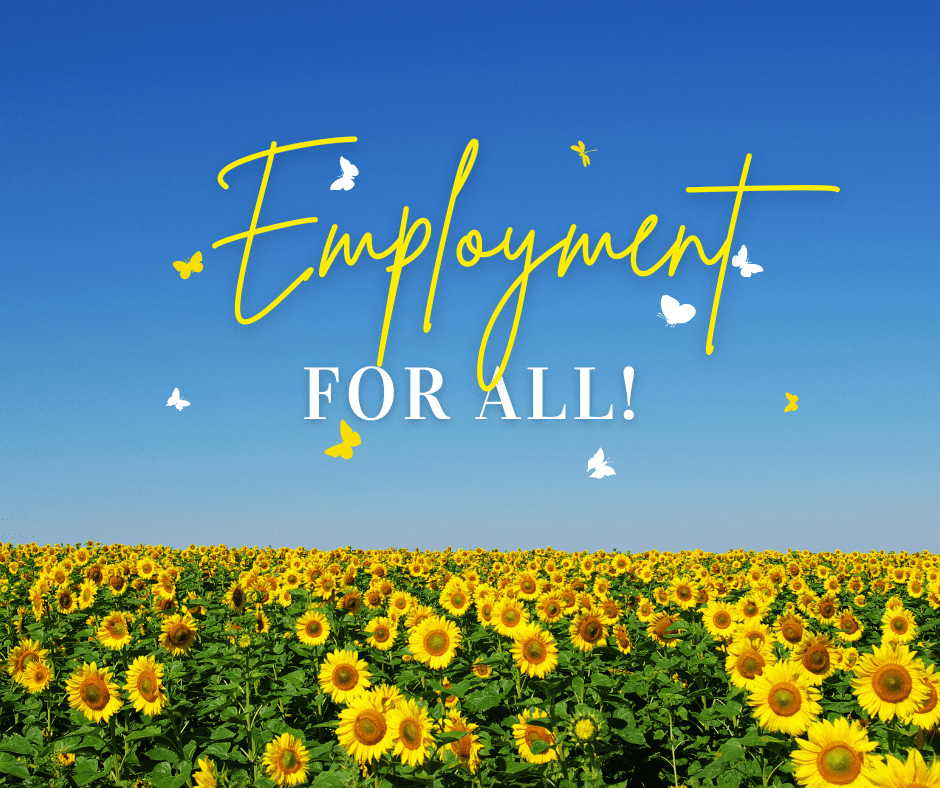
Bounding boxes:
726 638 777 689
124 655 167 717
851 643 929 723
702 601 740 642
337 692 394 764
793 633 838 685
869 748 940 788
510 623 559 679
65 662 123 724
386 698 436 766
6 638 48 684
570 607 609 651
512 708 557 764
409 615 461 670
318 649 372 704
440 709 483 774
295 610 330 646
364 617 397 651
97 611 133 650
646 612 682 649
20 659 53 694
263 733 310 786
159 612 199 656
491 598 529 637
791 717 878 788
881 608 917 645
193 756 218 788
747 661 823 735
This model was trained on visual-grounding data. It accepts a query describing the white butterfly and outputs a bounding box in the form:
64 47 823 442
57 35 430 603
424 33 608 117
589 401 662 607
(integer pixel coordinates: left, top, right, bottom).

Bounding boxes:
587 448 615 478
658 295 696 327
166 388 190 411
330 156 359 191
731 245 763 277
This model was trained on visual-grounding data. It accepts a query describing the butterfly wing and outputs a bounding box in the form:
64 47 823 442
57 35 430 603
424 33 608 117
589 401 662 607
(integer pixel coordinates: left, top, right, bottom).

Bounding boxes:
339 157 359 178
600 464 616 477
741 263 763 277
191 251 203 273
324 443 344 457
785 393 799 412
339 419 361 448
582 153 590 167
173 260 191 279
175 398 190 411
732 245 747 268
167 388 180 406
587 448 605 472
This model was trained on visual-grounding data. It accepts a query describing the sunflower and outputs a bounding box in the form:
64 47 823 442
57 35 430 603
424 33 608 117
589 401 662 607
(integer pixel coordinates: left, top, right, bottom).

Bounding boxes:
97 611 133 650
869 748 940 788
702 601 739 642
337 692 394 764
370 684 406 713
224 581 246 613
364 617 397 651
510 623 559 679
812 595 840 625
409 615 461 670
793 633 838 686
726 638 777 689
492 598 529 637
635 596 656 622
295 610 330 646
597 597 622 625
386 698 436 766
193 757 218 788
647 612 683 649
836 610 865 643
387 591 413 619
160 612 199 655
65 662 124 724
439 582 472 616
733 622 773 652
568 710 604 746
263 733 310 786
253 608 271 635
76 579 98 610
20 659 53 694
570 607 609 652
791 717 879 788
513 708 557 764
747 661 823 735
903 663 940 729
56 586 77 614
6 637 48 684
124 655 167 716
737 595 768 621
319 649 372 704
851 643 929 723
670 577 699 610
534 593 565 624
441 709 484 774
881 608 917 645
612 624 633 655
471 661 492 679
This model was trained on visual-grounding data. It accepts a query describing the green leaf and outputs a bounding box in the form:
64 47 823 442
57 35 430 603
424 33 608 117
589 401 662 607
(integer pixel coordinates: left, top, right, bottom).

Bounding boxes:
0 752 30 779
145 745 180 764
0 733 34 755
463 685 503 713
72 757 107 786
126 725 164 741
529 739 550 755
210 727 236 741
311 769 358 787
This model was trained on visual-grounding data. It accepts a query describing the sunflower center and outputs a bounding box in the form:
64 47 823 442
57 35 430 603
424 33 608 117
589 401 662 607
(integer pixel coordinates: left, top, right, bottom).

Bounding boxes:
110 621 127 637
818 743 862 785
425 630 449 656
819 601 836 618
80 678 109 710
677 586 692 601
454 734 472 760
715 612 731 628
372 626 390 643
839 617 858 634
890 617 908 634
739 654 763 679
171 626 190 645
743 602 758 617
279 749 299 772
354 711 387 745
873 665 912 703
400 719 422 748
804 646 830 674
525 724 554 750
916 681 937 714
138 674 158 701
524 638 547 664
305 620 323 637
452 593 466 607
546 602 561 616
768 684 800 717
782 621 803 643
502 610 520 626
582 620 603 642
333 665 358 691
521 581 535 594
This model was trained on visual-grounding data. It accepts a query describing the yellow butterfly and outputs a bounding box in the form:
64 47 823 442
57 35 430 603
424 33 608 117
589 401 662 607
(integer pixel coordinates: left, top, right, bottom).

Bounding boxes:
173 251 203 279
570 140 597 167
324 419 361 459
785 392 799 412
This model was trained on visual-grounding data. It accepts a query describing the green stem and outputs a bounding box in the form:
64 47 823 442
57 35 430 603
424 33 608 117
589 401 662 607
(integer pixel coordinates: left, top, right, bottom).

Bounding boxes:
667 711 679 787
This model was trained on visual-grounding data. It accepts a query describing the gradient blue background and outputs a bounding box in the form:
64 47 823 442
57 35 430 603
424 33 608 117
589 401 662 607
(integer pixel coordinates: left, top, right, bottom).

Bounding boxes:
2 2 937 552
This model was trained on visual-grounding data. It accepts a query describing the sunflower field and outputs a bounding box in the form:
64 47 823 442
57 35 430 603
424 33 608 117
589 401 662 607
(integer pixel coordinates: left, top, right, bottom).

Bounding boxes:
0 544 938 788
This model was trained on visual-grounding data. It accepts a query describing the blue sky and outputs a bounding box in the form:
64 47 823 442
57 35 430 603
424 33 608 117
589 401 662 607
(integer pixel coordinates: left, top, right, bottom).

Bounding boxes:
2 2 937 552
